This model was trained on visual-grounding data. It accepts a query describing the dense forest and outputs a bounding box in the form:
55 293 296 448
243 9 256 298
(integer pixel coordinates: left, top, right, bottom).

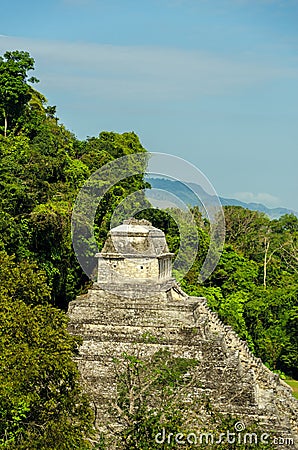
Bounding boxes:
0 50 297 448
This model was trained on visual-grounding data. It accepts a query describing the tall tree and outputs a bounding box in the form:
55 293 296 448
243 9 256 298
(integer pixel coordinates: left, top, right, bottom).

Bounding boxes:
0 50 38 136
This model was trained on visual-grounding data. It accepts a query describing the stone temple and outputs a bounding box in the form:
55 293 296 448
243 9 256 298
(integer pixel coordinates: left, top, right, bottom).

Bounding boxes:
95 218 175 297
68 219 298 446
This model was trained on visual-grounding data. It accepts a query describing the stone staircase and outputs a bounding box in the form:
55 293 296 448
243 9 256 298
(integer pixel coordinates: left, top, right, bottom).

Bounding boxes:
68 285 298 447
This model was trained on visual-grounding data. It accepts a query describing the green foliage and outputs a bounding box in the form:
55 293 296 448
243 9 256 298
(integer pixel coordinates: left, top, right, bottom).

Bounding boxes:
208 245 259 295
0 250 50 305
0 249 94 447
244 284 298 372
0 298 94 449
0 51 39 137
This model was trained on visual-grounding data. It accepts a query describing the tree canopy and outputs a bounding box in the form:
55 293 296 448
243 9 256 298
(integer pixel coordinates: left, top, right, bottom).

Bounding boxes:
0 51 39 137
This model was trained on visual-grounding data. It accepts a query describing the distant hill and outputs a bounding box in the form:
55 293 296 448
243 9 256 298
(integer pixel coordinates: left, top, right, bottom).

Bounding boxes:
146 177 298 220
218 196 297 219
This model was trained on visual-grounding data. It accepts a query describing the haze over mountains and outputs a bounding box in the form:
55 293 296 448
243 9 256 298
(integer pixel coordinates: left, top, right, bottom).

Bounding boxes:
146 177 298 219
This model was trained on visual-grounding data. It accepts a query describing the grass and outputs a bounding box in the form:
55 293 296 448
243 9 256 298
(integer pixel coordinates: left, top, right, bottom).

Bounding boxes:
284 379 298 400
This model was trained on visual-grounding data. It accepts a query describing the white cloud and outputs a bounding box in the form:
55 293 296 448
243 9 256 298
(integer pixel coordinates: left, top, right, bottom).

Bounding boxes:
233 191 280 206
0 35 297 102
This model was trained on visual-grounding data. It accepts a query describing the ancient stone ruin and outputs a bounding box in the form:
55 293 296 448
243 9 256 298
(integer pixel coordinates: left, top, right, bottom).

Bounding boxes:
68 219 298 447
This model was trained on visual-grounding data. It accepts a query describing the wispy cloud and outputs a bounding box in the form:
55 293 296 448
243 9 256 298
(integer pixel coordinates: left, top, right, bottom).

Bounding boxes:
0 35 297 102
233 191 280 207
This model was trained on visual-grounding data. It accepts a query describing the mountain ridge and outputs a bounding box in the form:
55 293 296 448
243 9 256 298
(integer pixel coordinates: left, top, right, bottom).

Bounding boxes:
146 177 298 220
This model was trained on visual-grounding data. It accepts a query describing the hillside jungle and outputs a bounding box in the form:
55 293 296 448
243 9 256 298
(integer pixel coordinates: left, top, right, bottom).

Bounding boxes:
0 51 297 448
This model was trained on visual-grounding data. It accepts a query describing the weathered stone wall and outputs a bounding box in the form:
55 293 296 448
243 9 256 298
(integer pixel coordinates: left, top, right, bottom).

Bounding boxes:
97 254 160 282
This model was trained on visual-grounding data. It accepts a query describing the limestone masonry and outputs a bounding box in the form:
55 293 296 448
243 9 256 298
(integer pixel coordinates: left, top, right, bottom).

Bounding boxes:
68 219 298 446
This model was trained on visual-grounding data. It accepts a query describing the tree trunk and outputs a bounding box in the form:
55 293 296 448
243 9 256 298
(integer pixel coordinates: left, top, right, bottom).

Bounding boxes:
263 237 269 289
4 112 7 137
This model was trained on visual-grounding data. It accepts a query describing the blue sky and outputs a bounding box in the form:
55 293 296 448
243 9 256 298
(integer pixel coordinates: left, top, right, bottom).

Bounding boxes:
1 0 298 210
